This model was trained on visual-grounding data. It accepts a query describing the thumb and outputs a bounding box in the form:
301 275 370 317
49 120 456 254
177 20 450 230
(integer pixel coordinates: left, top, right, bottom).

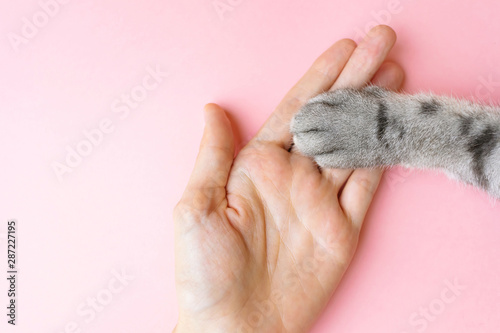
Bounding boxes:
183 103 235 212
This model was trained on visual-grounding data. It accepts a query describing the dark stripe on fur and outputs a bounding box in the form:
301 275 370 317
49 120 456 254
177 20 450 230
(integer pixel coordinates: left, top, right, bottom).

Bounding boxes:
377 102 389 147
468 126 497 189
420 99 441 115
459 116 473 136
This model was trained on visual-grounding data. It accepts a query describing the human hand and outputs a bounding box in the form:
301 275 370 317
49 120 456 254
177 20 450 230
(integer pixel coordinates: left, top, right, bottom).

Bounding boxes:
173 25 404 333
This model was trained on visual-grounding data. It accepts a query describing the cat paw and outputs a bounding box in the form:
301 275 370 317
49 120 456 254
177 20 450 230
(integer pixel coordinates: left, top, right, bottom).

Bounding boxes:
290 86 389 168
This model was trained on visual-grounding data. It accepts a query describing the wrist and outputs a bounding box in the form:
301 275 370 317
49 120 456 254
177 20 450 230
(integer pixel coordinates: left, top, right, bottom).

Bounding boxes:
173 318 230 333
174 313 285 333
173 320 199 333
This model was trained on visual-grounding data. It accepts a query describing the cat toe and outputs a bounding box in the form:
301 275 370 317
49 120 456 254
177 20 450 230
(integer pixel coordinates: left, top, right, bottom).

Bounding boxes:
293 129 341 157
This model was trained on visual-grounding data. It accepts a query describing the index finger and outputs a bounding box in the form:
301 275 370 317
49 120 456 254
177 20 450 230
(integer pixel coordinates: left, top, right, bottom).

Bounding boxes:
254 38 357 147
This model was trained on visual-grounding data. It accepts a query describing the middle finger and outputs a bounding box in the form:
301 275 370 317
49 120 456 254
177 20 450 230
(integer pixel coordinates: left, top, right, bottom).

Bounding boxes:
321 25 397 188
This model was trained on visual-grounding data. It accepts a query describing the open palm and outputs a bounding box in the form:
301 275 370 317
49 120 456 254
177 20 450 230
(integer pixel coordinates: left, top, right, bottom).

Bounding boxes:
174 25 404 333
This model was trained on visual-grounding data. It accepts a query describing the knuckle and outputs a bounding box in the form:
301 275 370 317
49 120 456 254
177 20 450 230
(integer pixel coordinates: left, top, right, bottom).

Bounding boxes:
354 176 377 196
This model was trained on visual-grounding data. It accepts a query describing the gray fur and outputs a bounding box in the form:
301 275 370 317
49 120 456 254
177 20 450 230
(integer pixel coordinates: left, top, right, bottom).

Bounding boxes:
290 86 500 199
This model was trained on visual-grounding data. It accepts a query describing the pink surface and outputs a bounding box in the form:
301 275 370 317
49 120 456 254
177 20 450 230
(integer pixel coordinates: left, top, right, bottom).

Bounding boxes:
1 1 500 332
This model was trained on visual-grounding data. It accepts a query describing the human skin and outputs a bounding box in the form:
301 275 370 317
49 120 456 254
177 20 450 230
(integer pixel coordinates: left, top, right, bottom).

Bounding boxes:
173 25 405 333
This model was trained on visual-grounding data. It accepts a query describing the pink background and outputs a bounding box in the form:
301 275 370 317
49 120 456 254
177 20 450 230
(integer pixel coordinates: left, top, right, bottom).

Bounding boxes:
1 1 500 332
